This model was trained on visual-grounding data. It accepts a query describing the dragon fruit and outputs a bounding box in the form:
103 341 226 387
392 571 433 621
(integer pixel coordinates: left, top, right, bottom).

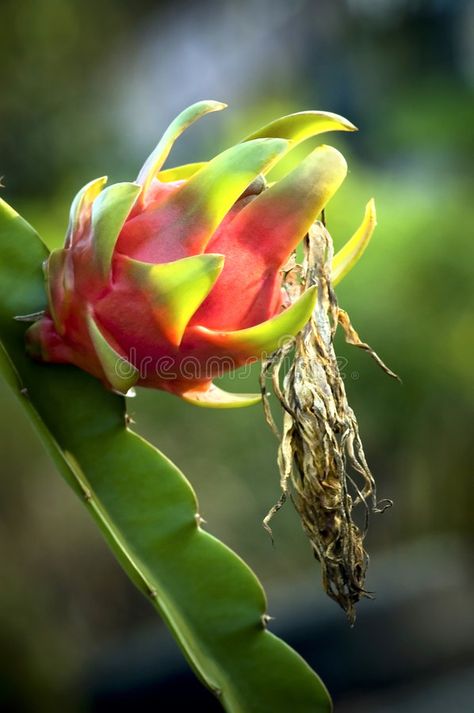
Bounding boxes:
26 100 375 407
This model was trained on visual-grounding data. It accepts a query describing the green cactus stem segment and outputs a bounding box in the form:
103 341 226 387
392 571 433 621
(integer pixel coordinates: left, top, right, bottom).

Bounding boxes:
125 253 225 347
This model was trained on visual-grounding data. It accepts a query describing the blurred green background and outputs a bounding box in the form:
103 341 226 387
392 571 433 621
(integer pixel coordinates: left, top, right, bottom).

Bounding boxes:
0 0 473 711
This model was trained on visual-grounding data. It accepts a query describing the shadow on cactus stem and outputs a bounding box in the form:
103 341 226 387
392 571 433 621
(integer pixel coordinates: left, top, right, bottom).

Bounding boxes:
261 219 399 624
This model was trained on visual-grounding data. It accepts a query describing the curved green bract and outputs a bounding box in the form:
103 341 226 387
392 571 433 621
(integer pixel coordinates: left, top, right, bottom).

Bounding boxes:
67 175 107 245
158 162 207 182
332 199 377 286
86 311 139 394
0 197 331 712
169 138 288 254
242 110 357 144
232 145 347 267
45 248 69 332
137 100 227 197
181 382 262 408
126 252 225 347
196 286 318 359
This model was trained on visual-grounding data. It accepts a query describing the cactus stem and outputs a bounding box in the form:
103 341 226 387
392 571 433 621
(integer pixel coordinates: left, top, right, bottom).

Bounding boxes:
61 450 161 599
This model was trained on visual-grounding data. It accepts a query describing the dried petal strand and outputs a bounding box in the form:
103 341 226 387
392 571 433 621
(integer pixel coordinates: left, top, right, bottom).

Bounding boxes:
261 221 395 623
337 308 400 381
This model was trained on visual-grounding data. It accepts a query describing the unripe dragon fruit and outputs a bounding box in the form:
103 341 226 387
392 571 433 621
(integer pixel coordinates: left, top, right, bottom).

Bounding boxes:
26 100 375 407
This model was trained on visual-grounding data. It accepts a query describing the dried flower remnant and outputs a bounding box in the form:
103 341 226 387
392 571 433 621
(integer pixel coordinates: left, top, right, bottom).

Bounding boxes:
261 219 398 624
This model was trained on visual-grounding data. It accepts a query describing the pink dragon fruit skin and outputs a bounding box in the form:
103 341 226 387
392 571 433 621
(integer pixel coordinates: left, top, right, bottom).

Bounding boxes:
26 101 376 408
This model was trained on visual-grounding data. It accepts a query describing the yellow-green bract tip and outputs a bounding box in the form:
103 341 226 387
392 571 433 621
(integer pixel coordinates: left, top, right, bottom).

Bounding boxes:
331 198 377 286
125 253 225 347
243 110 357 145
196 286 317 359
181 383 262 408
137 100 227 197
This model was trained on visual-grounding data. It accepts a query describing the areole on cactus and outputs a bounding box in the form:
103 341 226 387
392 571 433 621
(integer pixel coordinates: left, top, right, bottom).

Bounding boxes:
25 100 376 407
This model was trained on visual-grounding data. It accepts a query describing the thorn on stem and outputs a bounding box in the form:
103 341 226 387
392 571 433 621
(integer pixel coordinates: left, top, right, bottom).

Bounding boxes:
261 613 274 628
